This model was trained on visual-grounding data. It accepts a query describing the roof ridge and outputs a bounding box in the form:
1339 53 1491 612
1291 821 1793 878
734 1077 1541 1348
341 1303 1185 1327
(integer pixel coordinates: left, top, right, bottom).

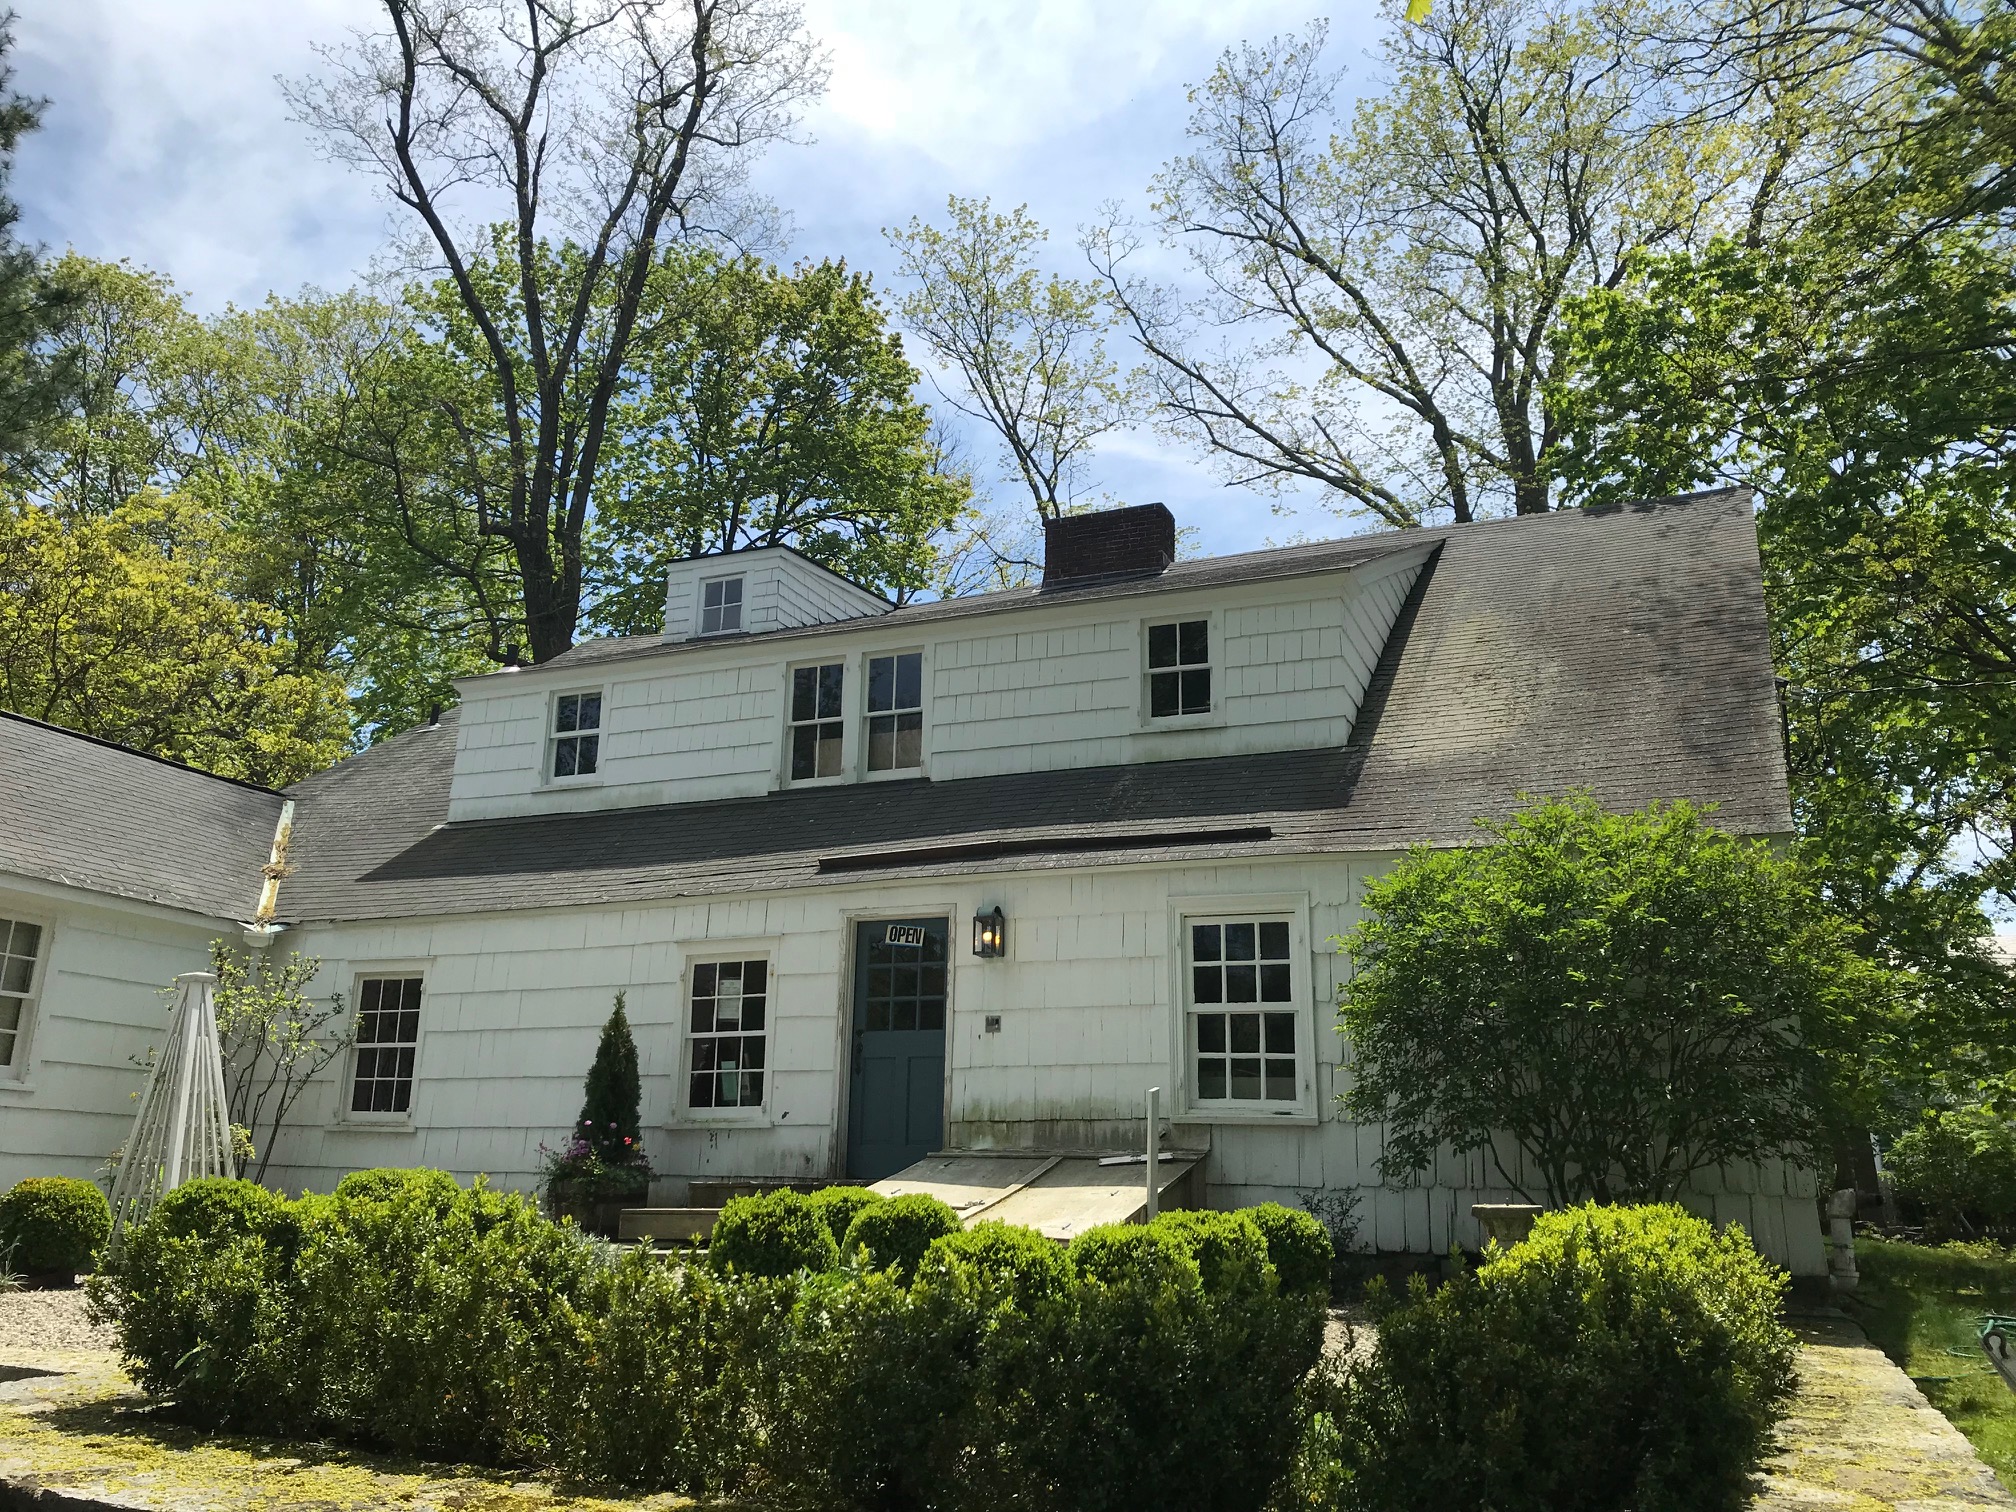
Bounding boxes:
0 707 285 796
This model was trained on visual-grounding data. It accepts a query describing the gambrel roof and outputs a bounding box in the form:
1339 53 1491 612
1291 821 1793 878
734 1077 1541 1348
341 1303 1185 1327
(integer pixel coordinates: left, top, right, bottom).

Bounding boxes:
273 487 1791 923
0 711 284 921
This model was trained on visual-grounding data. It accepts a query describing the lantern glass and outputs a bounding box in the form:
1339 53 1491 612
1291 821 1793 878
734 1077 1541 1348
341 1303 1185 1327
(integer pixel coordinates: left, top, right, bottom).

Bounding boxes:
972 906 1006 959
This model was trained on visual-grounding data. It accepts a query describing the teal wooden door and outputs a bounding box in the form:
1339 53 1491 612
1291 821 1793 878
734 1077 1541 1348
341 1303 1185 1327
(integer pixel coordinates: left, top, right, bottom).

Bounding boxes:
846 917 949 1182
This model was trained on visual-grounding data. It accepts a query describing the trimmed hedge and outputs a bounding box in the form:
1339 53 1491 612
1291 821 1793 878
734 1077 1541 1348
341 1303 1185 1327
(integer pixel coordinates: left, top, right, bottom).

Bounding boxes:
709 1190 838 1278
1330 1203 1798 1512
93 1179 1795 1512
0 1176 111 1276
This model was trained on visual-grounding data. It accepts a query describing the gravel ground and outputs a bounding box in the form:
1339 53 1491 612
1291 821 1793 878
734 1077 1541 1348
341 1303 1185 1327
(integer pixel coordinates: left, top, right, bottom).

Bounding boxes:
0 1287 118 1355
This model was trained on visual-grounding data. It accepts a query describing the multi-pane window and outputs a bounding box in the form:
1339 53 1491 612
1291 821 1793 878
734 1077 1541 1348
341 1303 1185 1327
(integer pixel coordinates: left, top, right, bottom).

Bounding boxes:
1148 619 1212 717
689 960 766 1109
351 976 422 1115
551 691 602 779
866 652 923 773
700 575 744 634
789 662 845 780
1188 919 1298 1104
0 916 43 1069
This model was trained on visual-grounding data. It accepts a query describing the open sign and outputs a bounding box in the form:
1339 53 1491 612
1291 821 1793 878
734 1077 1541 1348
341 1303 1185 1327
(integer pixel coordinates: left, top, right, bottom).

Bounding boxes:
884 924 927 948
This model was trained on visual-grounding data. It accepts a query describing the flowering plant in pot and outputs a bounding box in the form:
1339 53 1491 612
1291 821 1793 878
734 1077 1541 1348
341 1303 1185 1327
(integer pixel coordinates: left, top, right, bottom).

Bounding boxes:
543 992 652 1236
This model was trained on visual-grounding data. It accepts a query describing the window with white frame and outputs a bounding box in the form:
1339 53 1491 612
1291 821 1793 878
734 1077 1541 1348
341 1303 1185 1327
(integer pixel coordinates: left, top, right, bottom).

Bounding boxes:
1148 619 1212 717
0 915 45 1070
688 959 767 1109
789 661 845 781
350 975 423 1115
699 575 745 634
865 651 923 773
550 690 602 779
1186 917 1298 1105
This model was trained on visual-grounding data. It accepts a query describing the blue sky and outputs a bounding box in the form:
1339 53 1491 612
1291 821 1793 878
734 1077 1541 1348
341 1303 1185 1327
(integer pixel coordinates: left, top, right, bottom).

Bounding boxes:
11 0 1390 559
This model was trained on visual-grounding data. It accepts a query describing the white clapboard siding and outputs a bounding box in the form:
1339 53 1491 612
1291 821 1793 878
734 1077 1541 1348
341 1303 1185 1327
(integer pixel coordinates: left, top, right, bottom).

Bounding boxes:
443 545 1433 822
0 875 222 1188
260 845 1826 1274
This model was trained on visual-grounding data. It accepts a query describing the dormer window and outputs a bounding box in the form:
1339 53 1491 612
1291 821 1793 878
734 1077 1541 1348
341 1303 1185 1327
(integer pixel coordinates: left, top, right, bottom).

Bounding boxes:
700 575 744 635
789 661 845 781
550 690 602 779
1148 619 1211 717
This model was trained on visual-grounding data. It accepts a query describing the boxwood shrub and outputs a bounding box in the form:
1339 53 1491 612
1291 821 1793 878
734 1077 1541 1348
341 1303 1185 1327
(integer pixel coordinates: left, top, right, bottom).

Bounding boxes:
0 1176 111 1276
709 1189 839 1277
1247 1201 1334 1296
804 1184 884 1246
1332 1203 1798 1512
841 1192 961 1283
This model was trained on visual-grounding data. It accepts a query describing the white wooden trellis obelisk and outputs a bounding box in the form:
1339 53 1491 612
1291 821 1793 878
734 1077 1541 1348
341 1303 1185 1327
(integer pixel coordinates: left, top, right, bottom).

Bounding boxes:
107 971 236 1252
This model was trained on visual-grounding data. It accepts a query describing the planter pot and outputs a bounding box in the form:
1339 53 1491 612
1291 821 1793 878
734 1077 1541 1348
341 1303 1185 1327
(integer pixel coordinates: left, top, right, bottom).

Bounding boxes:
547 1175 650 1239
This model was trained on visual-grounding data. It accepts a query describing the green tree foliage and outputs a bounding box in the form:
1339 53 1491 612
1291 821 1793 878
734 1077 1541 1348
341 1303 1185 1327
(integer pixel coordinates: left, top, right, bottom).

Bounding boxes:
888 195 1133 520
592 250 969 632
0 17 78 470
0 498 348 784
1548 3 2016 1124
1885 1106 2016 1235
575 991 642 1163
1339 794 1882 1204
210 943 351 1182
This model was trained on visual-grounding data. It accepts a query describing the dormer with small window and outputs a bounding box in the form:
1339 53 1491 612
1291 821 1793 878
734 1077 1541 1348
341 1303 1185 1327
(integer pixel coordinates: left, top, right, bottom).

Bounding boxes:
662 546 891 643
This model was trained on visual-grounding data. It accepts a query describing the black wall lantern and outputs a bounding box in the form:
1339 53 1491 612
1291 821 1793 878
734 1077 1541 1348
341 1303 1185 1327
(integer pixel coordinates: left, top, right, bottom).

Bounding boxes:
972 905 1007 959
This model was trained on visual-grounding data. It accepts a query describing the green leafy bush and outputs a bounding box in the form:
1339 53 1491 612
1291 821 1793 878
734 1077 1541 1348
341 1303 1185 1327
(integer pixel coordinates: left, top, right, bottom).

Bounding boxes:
1149 1208 1274 1294
1248 1202 1333 1295
1332 1203 1798 1512
709 1189 839 1277
0 1176 111 1275
842 1192 961 1283
150 1178 294 1245
541 1245 794 1496
1067 1222 1200 1290
805 1184 884 1246
1887 1109 2016 1234
333 1166 460 1206
914 1221 1071 1311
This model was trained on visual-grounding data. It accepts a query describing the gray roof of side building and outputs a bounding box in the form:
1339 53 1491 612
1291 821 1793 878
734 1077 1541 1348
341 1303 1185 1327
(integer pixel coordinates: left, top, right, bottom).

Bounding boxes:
277 487 1792 924
0 711 285 921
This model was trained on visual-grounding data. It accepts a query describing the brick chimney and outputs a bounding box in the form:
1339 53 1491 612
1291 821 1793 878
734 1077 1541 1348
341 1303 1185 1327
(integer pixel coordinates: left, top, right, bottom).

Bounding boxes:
1042 503 1176 587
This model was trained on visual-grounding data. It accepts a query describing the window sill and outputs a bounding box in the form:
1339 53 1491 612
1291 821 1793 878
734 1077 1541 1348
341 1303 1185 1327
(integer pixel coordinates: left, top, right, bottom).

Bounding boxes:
1179 1104 1319 1127
1135 712 1227 734
784 773 849 791
0 1078 35 1095
861 767 926 785
330 1117 417 1133
671 1109 772 1129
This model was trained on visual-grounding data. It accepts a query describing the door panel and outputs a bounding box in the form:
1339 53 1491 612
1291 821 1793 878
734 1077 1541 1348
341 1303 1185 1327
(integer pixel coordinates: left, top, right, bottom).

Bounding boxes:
846 917 949 1182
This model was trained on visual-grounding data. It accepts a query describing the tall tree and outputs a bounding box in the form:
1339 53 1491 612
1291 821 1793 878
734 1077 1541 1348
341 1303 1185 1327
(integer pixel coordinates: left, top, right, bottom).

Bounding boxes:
581 249 968 632
0 13 74 471
1548 2 2016 1129
1088 1 1802 527
887 196 1133 523
287 0 825 663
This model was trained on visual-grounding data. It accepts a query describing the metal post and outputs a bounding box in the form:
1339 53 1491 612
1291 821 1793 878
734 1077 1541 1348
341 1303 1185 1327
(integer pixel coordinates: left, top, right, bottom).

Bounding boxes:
1145 1086 1161 1221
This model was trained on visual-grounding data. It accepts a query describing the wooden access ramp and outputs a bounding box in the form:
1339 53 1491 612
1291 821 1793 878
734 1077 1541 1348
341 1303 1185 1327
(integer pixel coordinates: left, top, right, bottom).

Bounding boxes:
871 1149 1202 1242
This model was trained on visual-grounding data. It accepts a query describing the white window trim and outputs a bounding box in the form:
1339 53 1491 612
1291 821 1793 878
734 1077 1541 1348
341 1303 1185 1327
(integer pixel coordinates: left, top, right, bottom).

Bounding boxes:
337 964 430 1128
0 904 52 1087
545 686 607 786
1138 610 1226 731
782 657 851 788
860 646 929 782
697 573 747 636
675 940 780 1125
1166 892 1318 1124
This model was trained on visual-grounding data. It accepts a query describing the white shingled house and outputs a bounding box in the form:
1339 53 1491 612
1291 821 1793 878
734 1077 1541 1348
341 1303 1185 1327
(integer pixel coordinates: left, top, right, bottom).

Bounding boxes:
0 493 1826 1272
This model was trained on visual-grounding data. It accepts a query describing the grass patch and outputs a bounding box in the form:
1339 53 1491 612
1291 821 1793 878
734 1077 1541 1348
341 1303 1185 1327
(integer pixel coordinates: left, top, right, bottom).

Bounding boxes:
1849 1235 2016 1490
